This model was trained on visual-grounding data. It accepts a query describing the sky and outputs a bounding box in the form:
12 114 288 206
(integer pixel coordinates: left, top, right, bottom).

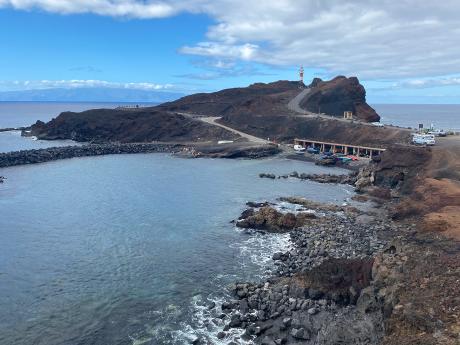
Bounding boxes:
0 0 460 103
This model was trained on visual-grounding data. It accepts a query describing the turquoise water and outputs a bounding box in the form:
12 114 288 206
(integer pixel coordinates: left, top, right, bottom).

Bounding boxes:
0 154 353 345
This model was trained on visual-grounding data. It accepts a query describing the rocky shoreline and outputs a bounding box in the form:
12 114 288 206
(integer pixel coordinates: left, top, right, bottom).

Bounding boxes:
195 197 395 345
259 171 357 185
189 153 460 345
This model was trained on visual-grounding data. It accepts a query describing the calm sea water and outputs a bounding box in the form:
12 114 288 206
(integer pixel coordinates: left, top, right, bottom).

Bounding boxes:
0 102 155 153
374 104 460 131
0 154 353 345
0 130 81 153
0 102 157 128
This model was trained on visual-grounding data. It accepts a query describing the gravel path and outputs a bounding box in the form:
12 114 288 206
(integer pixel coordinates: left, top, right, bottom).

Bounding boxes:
199 116 270 144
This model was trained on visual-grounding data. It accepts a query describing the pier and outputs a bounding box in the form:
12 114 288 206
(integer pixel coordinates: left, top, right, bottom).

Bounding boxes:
294 138 386 158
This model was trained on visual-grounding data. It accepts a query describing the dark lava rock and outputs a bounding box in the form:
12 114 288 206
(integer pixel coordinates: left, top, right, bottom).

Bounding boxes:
208 301 216 310
236 207 316 233
290 327 310 340
0 143 183 168
295 172 357 184
246 201 271 208
303 76 380 122
229 314 243 328
290 258 374 305
260 173 276 179
28 108 238 143
194 143 281 159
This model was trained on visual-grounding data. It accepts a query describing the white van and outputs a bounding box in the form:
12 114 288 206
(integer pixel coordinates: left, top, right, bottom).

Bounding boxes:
412 134 435 146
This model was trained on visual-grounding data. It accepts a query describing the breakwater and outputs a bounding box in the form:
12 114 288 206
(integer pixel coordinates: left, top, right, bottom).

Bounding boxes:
0 143 183 168
0 127 27 133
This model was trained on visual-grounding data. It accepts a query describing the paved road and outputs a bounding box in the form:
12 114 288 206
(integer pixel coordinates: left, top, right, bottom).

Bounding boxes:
286 89 401 128
199 116 269 144
287 88 314 115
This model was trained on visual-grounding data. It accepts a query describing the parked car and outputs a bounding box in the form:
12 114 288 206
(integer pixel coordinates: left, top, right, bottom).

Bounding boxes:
293 144 306 153
412 134 435 146
428 129 447 137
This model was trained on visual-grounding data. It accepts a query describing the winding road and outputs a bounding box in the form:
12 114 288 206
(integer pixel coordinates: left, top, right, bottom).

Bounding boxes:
287 88 314 115
286 88 393 127
175 87 409 145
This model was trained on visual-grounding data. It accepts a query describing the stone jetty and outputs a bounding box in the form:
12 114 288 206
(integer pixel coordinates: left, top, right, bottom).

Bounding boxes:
0 143 183 168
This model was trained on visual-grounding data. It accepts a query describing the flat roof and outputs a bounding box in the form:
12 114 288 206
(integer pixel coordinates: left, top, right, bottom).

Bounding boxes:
294 138 386 151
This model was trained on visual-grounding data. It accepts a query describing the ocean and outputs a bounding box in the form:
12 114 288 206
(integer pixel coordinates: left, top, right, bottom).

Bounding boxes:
373 104 460 132
0 102 459 345
0 154 353 345
0 102 158 128
0 102 156 153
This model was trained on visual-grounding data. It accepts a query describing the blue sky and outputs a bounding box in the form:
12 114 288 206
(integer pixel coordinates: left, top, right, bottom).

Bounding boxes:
0 1 459 103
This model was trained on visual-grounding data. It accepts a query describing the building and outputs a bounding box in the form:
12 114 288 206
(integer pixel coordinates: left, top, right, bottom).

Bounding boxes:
294 138 385 158
343 111 353 120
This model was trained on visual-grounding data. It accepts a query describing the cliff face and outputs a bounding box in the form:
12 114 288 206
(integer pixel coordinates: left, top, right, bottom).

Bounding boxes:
301 76 380 122
29 109 238 143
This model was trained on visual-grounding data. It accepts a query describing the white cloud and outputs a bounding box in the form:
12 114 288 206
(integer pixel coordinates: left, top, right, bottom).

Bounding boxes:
0 0 177 18
0 79 174 91
180 1 460 79
1 1 460 79
395 76 460 89
180 42 259 61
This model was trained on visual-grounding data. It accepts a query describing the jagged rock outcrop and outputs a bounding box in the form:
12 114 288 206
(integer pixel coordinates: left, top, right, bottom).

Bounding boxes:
302 76 380 122
236 206 316 232
290 258 374 305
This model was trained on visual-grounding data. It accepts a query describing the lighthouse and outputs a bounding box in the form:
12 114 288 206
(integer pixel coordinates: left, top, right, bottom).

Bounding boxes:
299 65 304 83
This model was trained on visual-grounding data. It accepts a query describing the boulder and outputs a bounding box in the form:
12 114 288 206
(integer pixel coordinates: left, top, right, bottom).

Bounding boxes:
236 207 315 232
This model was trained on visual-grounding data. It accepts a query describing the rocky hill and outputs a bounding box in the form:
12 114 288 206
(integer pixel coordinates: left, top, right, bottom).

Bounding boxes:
301 76 380 122
27 77 386 145
28 108 239 143
158 80 300 117
161 77 379 122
